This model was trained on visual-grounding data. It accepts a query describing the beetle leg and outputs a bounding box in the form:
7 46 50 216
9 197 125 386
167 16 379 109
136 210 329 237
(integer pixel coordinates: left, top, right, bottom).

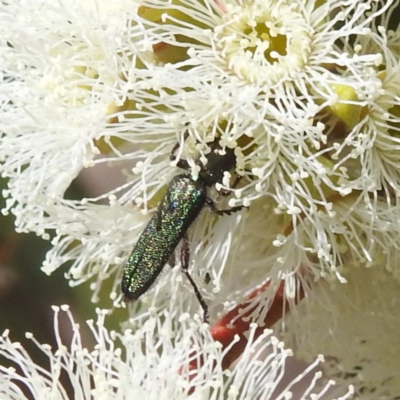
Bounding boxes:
181 235 209 322
205 197 246 216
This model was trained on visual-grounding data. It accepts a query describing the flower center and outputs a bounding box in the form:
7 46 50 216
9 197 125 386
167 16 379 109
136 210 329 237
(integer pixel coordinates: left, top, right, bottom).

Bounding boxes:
242 20 288 63
215 2 312 85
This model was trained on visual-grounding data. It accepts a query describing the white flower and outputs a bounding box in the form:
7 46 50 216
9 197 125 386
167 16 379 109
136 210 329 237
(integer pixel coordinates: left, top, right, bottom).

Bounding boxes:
1 0 399 306
0 305 353 400
2 1 400 395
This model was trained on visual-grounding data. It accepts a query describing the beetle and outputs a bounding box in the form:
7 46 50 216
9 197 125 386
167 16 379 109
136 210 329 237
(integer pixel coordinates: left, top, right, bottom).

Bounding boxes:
121 131 244 321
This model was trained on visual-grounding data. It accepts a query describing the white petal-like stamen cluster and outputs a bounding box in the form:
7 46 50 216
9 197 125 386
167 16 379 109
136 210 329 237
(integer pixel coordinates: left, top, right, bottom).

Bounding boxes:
2 0 400 395
1 0 399 303
0 306 353 400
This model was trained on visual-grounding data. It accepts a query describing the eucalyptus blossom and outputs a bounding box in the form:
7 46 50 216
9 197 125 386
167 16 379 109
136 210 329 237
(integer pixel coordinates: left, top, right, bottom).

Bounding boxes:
1 0 400 397
0 306 353 400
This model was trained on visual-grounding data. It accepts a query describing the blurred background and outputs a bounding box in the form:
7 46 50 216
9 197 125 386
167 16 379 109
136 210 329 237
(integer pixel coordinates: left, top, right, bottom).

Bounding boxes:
0 171 127 398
